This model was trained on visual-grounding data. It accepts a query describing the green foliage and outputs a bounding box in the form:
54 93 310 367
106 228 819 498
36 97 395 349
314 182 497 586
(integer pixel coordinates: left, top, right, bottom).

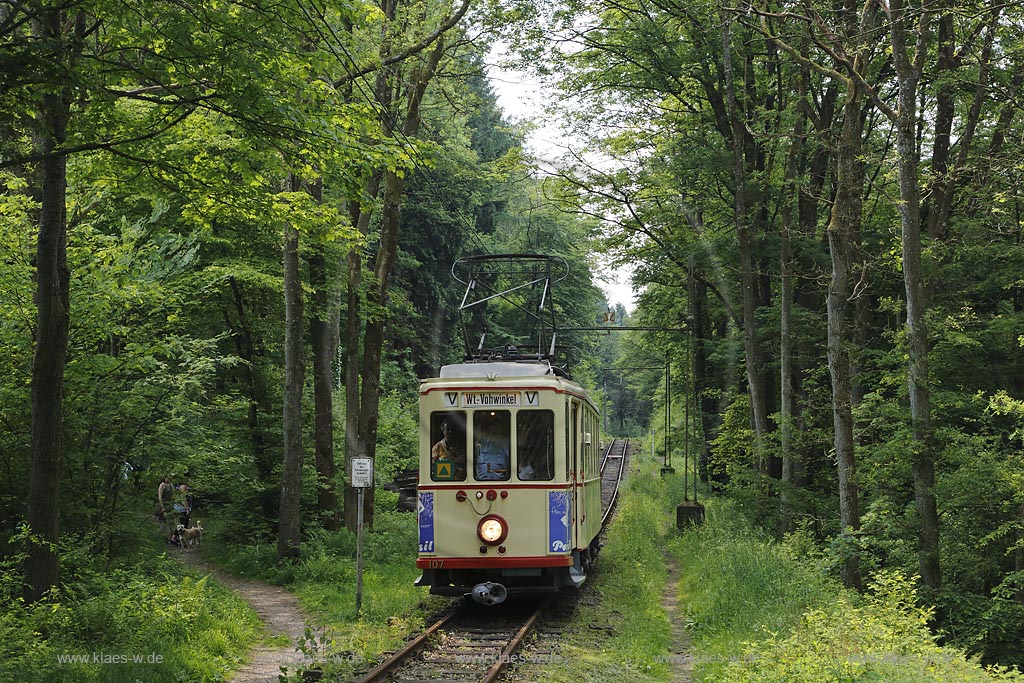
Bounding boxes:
708 392 755 479
670 498 1023 683
709 571 1023 683
374 389 419 483
513 457 676 683
0 173 35 521
0 547 261 683
670 499 833 649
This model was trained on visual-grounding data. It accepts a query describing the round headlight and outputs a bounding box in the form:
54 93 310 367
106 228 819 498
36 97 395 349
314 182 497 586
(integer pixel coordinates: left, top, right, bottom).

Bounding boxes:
477 514 508 545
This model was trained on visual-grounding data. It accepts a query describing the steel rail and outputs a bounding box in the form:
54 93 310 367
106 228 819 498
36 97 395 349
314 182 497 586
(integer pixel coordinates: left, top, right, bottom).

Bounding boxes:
600 439 628 528
355 607 460 683
479 598 552 683
598 438 616 476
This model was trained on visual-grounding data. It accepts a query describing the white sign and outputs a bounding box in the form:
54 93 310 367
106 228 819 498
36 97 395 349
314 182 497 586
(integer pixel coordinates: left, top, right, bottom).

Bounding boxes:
351 458 373 488
462 392 520 408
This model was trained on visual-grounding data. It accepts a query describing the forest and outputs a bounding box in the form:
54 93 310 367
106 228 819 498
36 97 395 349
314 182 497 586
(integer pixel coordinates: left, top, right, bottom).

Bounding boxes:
2 0 1024 679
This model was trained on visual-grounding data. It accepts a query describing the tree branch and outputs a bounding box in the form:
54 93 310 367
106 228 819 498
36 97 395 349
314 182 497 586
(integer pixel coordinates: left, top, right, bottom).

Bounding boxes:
332 0 471 87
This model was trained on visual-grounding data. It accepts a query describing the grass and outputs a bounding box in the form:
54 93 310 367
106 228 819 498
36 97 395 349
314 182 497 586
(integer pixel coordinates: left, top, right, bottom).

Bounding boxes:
510 453 679 683
197 496 448 681
0 523 264 683
667 501 833 657
668 497 1024 683
508 450 1024 683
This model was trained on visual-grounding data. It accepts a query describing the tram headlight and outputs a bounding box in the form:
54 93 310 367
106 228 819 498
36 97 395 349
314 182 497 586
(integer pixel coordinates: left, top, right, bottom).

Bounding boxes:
477 514 508 545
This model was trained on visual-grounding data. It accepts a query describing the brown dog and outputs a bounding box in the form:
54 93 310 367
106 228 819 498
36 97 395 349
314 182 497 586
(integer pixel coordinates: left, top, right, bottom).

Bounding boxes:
179 521 203 551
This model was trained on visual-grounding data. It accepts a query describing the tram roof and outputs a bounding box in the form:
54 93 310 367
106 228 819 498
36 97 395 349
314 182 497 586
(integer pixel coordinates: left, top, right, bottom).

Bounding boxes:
438 361 559 379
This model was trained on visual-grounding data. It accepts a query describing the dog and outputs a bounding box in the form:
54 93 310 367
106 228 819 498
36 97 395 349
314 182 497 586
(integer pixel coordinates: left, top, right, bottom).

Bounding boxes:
179 521 203 551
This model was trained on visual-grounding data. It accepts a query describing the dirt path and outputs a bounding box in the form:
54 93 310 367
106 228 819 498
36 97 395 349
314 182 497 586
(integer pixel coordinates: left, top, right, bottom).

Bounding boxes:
176 549 311 683
661 555 694 683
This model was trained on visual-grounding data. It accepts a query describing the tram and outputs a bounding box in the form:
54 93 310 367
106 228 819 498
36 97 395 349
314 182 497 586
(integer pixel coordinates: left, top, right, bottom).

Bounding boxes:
415 255 603 605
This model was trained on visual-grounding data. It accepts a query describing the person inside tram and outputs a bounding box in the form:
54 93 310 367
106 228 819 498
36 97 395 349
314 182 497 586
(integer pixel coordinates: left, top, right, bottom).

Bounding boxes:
474 416 510 480
431 418 466 479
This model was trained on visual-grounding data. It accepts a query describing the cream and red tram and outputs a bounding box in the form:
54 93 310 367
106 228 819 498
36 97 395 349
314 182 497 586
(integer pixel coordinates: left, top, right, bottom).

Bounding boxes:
416 359 602 605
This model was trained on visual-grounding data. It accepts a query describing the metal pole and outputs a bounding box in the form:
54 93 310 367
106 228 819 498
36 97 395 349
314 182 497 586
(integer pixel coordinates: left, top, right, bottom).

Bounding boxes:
691 331 699 505
684 356 690 500
603 377 608 435
356 486 365 614
619 374 624 434
664 356 671 467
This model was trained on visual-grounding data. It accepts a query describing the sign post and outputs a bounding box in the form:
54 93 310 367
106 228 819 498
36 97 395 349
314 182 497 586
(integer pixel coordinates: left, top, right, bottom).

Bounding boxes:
352 457 373 615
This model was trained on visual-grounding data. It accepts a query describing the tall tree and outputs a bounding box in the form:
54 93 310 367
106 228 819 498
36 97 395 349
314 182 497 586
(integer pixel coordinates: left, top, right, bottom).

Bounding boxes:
309 239 341 531
278 182 305 559
778 58 809 533
722 15 772 473
23 3 76 602
754 0 887 590
885 0 940 591
4 0 385 580
343 0 470 531
825 76 867 591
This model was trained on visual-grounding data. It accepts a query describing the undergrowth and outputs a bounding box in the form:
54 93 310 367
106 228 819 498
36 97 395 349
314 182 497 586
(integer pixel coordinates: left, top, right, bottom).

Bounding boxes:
520 452 1024 683
0 529 261 683
200 492 443 681
669 498 1024 683
510 454 677 683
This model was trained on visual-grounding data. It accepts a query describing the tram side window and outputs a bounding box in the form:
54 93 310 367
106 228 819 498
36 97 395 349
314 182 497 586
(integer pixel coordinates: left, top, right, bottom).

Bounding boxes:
430 412 466 481
474 411 511 481
517 410 554 481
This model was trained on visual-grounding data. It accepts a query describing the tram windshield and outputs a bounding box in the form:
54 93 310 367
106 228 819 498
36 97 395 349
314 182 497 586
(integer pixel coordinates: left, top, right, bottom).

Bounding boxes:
517 410 554 480
473 411 511 481
429 412 466 481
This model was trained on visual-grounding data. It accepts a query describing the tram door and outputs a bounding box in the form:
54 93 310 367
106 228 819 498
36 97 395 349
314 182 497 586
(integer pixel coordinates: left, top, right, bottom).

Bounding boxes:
570 401 580 546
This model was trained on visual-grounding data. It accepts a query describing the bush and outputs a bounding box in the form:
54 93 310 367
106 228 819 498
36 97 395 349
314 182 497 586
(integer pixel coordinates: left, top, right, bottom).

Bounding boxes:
0 557 262 683
669 498 833 648
711 572 1023 683
669 498 1024 683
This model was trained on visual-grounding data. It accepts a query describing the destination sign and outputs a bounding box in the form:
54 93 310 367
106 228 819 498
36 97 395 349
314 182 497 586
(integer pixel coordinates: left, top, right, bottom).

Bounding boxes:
461 392 520 408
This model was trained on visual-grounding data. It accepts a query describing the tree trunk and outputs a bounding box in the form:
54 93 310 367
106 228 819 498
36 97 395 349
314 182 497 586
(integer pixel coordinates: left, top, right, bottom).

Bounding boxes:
297 175 341 532
278 216 304 560
24 7 72 604
888 0 941 592
779 62 807 534
345 38 445 533
353 168 407 530
310 249 340 531
827 81 865 592
342 168 385 529
343 242 363 530
723 18 769 472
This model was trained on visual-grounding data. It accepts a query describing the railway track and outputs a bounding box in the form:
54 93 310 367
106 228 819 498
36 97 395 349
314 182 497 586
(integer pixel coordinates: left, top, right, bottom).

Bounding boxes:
354 598 550 683
353 440 629 683
600 438 629 527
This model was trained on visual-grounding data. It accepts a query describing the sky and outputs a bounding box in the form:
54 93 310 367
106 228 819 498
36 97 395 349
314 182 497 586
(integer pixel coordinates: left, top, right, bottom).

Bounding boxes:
485 46 638 313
